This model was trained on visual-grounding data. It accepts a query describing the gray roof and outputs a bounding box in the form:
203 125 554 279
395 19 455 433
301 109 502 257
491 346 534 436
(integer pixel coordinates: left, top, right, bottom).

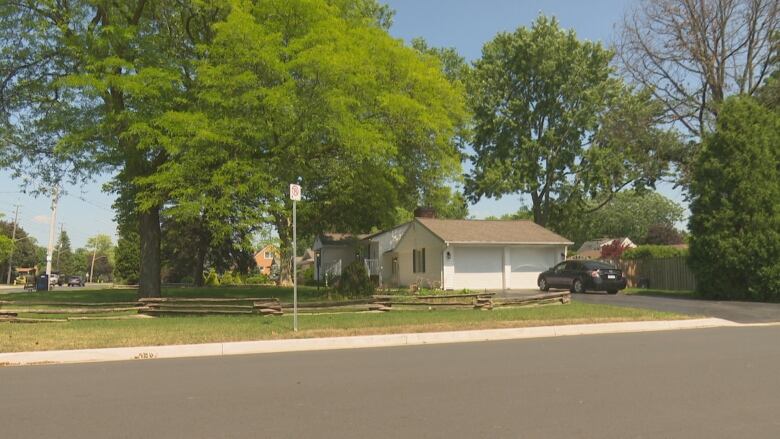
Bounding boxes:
318 232 369 246
416 218 573 245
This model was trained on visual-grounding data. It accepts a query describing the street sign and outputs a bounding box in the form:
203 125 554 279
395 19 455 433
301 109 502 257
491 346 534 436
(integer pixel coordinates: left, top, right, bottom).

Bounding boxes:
290 184 301 201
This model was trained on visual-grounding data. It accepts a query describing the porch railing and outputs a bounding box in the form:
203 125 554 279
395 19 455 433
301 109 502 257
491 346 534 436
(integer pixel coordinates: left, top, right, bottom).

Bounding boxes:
364 259 380 277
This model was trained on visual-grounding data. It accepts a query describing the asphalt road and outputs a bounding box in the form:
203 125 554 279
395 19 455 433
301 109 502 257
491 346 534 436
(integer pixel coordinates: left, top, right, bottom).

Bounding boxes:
3 326 780 438
572 292 780 323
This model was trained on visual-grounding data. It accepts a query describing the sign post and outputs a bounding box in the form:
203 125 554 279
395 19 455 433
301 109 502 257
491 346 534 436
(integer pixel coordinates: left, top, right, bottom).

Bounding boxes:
290 183 302 331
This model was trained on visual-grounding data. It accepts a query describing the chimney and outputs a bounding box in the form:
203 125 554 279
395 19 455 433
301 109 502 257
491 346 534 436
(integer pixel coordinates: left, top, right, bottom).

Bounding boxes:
413 207 436 218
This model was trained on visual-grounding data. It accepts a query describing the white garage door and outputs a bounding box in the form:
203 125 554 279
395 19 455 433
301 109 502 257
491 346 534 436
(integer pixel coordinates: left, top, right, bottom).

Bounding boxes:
509 247 558 289
453 247 503 290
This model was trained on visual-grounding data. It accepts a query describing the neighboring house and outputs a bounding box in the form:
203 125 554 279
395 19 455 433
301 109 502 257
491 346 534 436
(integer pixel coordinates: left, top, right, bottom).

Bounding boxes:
575 237 637 260
254 244 280 275
312 233 369 281
295 249 316 271
320 213 572 290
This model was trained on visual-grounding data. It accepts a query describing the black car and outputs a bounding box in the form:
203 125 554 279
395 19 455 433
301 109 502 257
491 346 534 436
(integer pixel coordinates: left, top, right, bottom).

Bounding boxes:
67 276 85 287
538 260 627 294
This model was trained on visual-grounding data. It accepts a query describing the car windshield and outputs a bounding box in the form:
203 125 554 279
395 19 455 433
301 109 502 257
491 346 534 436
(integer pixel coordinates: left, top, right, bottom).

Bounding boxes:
584 261 617 270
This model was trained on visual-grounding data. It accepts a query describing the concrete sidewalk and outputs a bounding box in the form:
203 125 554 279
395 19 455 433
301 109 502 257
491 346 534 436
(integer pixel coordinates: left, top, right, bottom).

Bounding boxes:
0 318 739 367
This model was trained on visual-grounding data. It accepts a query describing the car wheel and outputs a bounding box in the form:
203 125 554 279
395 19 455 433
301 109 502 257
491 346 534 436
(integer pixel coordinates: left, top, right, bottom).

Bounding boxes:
539 277 549 292
571 278 585 294
607 290 618 295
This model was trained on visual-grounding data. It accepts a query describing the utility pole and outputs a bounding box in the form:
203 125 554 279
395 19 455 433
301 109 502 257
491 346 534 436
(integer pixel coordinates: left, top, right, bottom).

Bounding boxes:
55 223 64 272
45 186 61 289
5 205 20 285
90 246 97 284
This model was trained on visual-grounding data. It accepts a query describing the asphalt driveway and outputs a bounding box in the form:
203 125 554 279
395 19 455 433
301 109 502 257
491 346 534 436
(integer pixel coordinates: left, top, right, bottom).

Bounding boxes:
572 292 780 324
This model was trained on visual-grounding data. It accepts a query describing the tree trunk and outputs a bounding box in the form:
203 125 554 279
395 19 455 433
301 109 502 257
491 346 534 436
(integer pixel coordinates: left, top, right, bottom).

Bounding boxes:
138 207 162 298
193 232 207 287
275 216 293 286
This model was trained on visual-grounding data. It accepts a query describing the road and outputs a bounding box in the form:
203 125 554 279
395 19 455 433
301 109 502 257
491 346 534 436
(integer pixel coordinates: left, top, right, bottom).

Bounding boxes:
2 326 780 438
572 291 780 323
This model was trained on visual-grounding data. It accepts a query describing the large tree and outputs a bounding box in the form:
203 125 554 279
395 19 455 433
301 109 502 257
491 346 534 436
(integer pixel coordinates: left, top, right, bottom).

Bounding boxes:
688 96 780 300
466 16 678 228
0 1 225 297
618 0 779 180
140 0 467 283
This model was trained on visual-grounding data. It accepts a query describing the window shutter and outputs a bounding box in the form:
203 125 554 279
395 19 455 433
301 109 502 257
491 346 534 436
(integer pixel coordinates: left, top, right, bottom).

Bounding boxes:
422 248 426 273
413 250 417 273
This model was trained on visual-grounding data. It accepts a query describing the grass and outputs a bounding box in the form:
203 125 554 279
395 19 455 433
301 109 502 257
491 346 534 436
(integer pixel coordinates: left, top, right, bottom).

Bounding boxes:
0 301 688 353
622 288 701 299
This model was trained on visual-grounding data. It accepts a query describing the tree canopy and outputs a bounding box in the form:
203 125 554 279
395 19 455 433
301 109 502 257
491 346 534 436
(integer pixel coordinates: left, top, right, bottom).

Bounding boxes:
465 16 679 228
138 0 467 282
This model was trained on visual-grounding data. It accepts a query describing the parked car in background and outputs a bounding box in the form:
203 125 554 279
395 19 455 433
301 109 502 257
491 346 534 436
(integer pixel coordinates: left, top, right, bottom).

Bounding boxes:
538 260 627 294
67 276 85 287
49 273 60 287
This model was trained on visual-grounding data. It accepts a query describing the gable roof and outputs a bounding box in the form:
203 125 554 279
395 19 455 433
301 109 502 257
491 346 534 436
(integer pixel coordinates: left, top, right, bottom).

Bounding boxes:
255 244 279 256
415 218 572 245
317 232 369 246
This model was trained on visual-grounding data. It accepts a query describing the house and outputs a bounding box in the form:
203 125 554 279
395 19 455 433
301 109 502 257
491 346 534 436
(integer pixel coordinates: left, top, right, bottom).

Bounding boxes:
295 249 316 271
312 233 370 281
372 217 572 290
318 211 572 290
575 237 637 260
254 244 280 275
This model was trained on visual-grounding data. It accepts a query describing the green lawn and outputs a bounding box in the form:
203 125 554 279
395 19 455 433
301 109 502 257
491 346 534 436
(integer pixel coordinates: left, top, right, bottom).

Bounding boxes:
622 288 701 299
0 301 687 353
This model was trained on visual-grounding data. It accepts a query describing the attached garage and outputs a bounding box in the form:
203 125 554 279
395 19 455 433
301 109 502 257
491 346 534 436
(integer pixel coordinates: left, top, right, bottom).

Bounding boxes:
453 246 504 290
509 246 560 290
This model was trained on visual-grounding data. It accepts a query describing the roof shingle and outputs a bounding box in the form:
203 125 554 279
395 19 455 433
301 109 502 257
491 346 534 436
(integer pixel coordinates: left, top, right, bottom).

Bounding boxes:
415 218 572 245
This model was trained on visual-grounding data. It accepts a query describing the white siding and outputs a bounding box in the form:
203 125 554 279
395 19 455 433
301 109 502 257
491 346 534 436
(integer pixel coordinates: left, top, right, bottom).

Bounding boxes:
442 245 454 290
394 223 445 288
453 246 503 290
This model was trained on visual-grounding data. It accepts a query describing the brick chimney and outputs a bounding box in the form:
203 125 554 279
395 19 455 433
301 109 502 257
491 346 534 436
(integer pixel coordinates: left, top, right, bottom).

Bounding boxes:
413 207 436 218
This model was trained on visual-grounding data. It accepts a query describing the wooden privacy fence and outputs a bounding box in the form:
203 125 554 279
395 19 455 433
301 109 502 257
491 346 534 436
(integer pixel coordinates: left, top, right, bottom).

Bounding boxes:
612 257 697 291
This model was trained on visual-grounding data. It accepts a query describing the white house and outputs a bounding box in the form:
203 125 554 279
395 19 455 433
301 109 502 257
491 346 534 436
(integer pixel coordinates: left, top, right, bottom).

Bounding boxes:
368 217 572 290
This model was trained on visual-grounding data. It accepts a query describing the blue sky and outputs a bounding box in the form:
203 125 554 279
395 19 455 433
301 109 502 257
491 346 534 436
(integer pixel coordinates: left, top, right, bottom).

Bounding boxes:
0 0 685 247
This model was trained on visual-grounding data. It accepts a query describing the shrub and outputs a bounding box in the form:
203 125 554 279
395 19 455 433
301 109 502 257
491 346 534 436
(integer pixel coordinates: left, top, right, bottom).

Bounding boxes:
600 239 631 259
220 271 244 286
688 97 780 300
246 273 271 284
623 245 687 260
204 268 220 286
334 260 375 298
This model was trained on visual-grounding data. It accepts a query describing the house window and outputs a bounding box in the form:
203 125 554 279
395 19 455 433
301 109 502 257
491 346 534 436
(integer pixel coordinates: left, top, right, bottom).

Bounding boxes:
413 248 426 273
264 251 273 259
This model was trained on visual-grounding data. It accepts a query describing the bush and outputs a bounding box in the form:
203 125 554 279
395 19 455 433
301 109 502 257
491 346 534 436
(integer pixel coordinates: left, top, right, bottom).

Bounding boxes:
246 273 271 284
623 245 688 260
204 268 220 286
334 260 375 298
600 239 631 259
220 271 243 286
688 97 780 300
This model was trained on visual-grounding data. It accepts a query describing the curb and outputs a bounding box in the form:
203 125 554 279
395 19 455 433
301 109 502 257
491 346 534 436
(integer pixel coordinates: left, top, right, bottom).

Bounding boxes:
0 318 737 367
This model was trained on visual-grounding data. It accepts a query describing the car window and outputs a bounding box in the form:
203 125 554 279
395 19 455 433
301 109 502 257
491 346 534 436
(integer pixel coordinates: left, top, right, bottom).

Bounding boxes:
553 262 567 273
564 261 580 271
584 261 617 270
